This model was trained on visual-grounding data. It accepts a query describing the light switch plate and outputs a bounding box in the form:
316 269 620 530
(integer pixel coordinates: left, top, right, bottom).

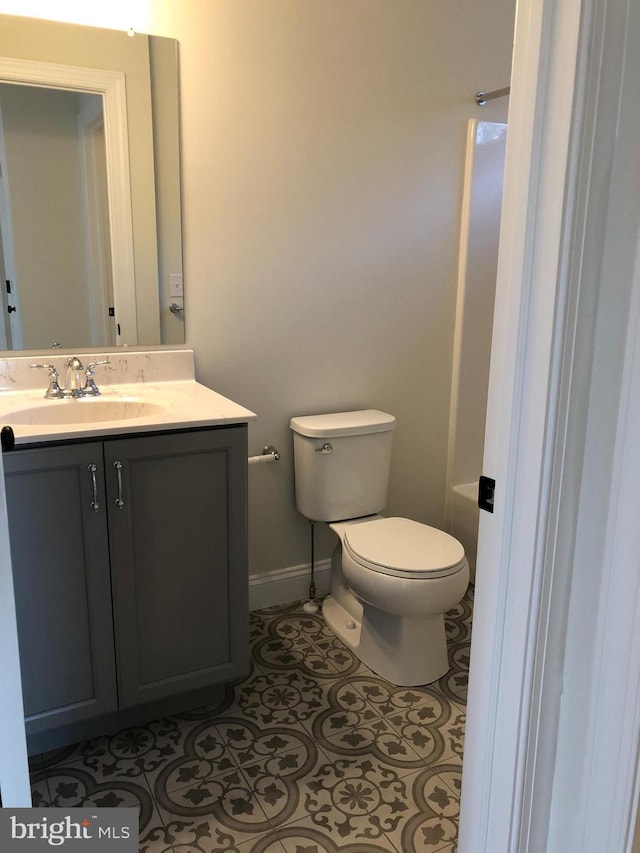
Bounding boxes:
169 274 183 297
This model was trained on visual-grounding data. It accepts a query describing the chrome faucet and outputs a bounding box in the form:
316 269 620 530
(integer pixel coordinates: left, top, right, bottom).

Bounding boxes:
30 357 110 398
65 356 85 397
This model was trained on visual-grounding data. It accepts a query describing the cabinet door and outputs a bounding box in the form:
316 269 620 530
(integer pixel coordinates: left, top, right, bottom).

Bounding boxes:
4 443 117 733
105 427 248 707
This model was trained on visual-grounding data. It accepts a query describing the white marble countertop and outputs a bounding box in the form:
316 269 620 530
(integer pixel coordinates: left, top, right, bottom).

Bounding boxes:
0 349 256 445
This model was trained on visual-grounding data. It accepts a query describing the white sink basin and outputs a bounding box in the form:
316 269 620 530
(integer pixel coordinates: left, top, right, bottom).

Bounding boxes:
6 399 166 426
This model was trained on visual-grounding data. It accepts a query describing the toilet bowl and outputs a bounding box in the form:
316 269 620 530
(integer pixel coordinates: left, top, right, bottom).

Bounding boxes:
289 409 470 686
325 516 469 685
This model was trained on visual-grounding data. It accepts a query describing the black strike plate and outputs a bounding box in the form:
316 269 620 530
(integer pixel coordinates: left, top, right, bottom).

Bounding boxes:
478 475 495 513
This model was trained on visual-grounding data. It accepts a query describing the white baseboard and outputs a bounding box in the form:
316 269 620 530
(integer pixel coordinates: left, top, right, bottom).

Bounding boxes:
249 559 332 611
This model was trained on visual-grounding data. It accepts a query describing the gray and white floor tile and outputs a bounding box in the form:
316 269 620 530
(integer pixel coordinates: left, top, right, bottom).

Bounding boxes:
29 587 473 852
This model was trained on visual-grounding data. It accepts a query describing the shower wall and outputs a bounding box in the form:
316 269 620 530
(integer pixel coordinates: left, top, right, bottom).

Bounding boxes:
446 119 507 581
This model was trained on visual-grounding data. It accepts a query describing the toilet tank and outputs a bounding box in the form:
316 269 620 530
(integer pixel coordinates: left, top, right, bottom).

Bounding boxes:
290 410 396 522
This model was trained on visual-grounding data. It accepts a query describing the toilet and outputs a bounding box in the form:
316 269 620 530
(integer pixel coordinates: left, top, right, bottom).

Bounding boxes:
290 409 469 686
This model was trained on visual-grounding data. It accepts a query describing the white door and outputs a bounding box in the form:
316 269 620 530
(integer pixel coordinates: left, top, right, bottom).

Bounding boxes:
459 0 640 850
78 95 117 347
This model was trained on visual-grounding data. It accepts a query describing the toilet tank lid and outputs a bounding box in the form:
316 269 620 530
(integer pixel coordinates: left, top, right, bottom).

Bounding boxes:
290 410 396 438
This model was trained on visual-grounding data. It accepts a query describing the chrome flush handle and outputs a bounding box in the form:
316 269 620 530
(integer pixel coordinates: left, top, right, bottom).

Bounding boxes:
113 461 124 509
315 443 333 454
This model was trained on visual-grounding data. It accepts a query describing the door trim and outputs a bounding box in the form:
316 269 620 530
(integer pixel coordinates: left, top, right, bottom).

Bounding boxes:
0 58 137 345
459 0 640 850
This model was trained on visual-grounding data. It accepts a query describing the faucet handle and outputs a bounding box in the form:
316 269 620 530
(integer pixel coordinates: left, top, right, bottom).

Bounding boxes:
86 359 110 371
30 363 64 399
84 359 110 397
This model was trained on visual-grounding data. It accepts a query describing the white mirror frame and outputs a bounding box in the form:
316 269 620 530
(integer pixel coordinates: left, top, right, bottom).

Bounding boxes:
0 57 137 346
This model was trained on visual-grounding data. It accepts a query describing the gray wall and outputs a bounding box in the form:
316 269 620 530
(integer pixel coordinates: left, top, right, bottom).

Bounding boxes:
164 0 514 577
5 0 515 578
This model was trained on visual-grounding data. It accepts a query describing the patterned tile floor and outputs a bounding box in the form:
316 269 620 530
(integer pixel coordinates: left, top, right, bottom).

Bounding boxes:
29 587 473 852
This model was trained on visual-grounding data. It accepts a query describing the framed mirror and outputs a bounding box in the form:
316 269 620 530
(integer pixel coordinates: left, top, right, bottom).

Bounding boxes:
0 14 184 351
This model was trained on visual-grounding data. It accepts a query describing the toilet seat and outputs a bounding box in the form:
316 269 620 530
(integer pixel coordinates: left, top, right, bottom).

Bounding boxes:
343 516 466 579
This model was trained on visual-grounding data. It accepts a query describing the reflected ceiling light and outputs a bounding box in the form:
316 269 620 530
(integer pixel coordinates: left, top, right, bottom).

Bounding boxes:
0 0 153 34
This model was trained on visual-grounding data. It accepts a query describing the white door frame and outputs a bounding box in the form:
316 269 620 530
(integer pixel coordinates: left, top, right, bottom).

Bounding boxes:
0 57 137 346
0 103 20 349
460 0 640 850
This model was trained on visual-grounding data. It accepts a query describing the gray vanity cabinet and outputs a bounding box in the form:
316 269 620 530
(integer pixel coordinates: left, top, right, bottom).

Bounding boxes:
4 442 118 734
4 425 248 744
103 428 248 707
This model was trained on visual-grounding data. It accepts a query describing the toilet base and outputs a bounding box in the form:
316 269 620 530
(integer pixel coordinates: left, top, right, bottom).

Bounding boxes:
322 592 450 686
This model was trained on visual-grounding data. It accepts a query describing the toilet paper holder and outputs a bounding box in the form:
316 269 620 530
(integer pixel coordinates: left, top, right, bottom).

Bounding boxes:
248 445 280 465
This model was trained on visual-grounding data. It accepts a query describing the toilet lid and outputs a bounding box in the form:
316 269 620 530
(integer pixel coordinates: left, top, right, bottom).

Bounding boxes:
344 517 466 578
